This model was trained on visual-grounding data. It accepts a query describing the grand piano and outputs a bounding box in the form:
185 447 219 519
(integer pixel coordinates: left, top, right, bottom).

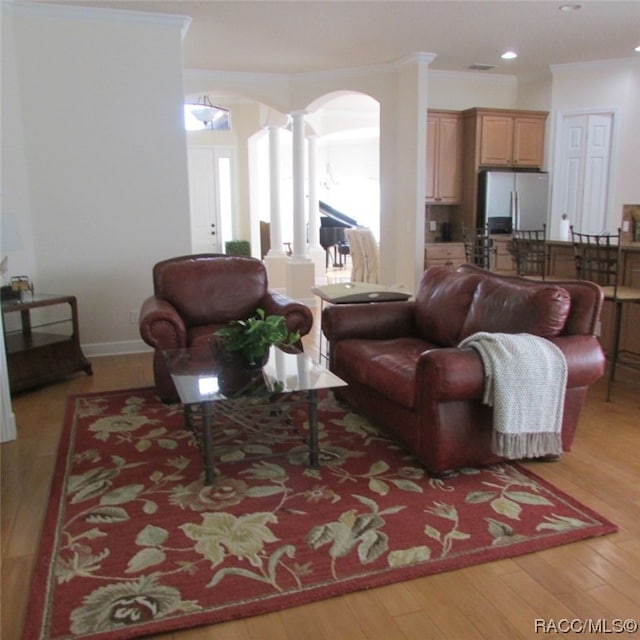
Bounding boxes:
319 200 359 268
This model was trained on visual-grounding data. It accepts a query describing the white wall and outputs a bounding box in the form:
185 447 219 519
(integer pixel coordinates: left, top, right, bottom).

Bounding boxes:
550 58 640 230
428 70 518 110
3 2 639 360
3 3 192 355
317 136 380 236
1 2 36 281
517 72 553 112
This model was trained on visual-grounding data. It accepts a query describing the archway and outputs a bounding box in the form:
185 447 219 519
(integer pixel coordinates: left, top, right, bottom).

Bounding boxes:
185 89 380 285
310 92 380 243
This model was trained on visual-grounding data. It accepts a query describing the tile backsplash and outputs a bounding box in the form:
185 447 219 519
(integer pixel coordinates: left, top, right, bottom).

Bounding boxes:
425 204 458 242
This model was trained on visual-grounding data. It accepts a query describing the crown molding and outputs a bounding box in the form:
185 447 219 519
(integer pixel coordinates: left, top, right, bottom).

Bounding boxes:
395 52 438 68
551 57 639 74
3 1 191 37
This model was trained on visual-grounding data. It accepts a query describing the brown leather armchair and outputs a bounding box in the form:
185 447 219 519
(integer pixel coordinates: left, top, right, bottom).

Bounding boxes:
139 254 314 402
322 264 605 475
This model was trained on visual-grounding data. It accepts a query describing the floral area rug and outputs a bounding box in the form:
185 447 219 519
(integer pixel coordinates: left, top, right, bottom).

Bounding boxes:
24 387 617 639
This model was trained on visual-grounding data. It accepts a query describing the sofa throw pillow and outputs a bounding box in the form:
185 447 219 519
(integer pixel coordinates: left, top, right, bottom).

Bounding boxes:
414 267 483 347
459 278 571 340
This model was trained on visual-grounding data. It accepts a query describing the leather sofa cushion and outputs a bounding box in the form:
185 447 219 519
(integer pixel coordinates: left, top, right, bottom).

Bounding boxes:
414 267 483 347
460 278 571 340
189 324 228 348
333 337 434 408
154 256 267 327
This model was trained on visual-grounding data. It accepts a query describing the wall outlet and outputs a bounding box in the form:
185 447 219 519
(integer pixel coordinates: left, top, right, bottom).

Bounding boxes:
429 220 437 232
622 220 630 233
129 310 139 324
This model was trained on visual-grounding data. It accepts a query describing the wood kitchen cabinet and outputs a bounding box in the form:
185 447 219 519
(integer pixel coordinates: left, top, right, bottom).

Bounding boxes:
425 110 463 204
476 110 547 168
455 107 548 236
489 236 516 273
424 243 466 270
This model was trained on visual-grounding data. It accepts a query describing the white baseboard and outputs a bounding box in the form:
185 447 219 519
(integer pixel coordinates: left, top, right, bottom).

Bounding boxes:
82 339 152 358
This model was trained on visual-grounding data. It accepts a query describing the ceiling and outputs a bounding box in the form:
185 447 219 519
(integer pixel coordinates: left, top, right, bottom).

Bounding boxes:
30 1 640 77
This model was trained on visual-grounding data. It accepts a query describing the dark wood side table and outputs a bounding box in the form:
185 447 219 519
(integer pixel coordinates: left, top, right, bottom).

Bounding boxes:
1 293 92 393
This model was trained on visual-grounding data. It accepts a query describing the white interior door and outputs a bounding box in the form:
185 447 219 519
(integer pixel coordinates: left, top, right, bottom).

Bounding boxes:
583 115 613 232
187 146 235 254
552 112 614 235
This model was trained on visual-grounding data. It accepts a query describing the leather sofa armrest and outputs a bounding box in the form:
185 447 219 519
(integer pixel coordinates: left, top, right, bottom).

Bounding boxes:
549 335 605 387
417 348 486 402
259 289 314 338
322 301 416 342
139 296 187 349
416 334 605 405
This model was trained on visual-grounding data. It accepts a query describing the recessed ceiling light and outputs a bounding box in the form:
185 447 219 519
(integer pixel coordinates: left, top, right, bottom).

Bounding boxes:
635 45 640 53
501 51 518 60
559 3 582 11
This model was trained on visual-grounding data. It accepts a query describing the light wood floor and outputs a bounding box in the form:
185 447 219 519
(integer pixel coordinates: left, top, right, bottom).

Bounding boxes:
2 318 640 640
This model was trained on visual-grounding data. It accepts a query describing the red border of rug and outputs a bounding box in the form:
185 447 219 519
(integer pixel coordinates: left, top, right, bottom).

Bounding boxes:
23 387 618 640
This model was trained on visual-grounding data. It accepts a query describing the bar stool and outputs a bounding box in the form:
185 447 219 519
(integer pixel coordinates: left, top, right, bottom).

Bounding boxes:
570 226 640 400
462 224 493 269
512 225 548 280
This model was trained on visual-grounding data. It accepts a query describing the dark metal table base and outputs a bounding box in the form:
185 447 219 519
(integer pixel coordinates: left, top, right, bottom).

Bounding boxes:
184 389 320 485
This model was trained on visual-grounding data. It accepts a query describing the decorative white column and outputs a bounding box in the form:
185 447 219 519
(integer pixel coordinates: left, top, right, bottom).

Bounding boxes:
263 124 288 290
286 111 315 305
307 134 326 283
290 111 308 261
307 134 320 250
267 125 285 257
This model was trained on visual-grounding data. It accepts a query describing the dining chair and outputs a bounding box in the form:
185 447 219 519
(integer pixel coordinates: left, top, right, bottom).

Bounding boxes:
570 227 640 400
345 228 379 283
512 225 548 280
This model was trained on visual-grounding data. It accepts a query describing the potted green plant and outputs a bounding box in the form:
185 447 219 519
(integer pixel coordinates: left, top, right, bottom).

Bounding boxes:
213 308 300 368
224 240 251 256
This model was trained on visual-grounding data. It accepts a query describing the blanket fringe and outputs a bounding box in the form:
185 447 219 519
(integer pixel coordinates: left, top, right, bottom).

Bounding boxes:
493 431 562 459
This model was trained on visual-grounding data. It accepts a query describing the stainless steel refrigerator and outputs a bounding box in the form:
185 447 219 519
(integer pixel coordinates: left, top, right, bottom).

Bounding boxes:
478 170 549 233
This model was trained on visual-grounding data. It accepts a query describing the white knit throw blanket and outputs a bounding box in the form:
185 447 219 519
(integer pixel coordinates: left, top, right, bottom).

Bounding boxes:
458 332 567 459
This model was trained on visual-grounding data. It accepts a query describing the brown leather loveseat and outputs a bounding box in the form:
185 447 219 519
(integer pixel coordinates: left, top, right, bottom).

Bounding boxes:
140 254 314 402
322 264 605 475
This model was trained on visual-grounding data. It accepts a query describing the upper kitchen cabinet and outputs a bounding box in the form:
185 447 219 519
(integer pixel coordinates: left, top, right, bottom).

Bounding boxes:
425 110 463 204
464 108 548 169
453 107 549 236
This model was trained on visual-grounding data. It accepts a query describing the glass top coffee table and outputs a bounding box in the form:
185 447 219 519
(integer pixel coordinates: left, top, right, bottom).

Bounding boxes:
164 344 347 485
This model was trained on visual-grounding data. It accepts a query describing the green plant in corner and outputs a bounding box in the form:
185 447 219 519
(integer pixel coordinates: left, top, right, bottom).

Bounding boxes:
224 240 251 256
214 308 300 366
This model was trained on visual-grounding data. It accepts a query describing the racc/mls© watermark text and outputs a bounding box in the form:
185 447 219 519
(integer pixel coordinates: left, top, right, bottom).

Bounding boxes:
535 619 639 634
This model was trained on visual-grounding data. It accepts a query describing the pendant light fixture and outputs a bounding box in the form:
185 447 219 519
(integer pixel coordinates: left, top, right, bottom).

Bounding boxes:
184 96 231 131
